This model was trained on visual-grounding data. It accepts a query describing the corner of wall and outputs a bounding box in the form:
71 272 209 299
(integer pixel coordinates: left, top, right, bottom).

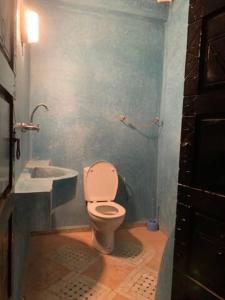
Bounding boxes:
155 1 189 299
157 0 189 235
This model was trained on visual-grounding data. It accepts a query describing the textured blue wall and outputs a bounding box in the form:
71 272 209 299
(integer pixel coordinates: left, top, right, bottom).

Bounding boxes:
156 1 188 300
157 0 188 237
29 0 167 228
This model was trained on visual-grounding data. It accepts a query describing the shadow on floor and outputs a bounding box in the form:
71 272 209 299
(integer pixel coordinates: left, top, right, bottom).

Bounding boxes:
113 229 144 258
23 234 105 299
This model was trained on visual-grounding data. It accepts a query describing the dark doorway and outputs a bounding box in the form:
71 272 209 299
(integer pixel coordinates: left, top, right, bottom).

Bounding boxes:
172 1 225 300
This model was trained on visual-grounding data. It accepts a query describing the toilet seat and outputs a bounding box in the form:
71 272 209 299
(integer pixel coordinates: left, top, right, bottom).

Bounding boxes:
88 202 125 219
85 161 118 202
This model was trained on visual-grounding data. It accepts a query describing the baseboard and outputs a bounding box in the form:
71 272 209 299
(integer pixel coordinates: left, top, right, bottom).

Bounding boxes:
121 219 148 229
31 220 148 236
31 225 91 236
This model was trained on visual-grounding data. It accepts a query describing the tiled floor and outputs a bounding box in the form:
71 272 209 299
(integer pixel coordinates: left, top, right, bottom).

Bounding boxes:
23 226 167 300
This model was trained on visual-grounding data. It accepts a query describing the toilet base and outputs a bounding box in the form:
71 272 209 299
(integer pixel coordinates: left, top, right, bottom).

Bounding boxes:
92 229 114 254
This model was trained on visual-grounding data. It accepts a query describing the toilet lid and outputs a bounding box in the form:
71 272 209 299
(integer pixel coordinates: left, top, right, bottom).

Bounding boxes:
86 161 118 202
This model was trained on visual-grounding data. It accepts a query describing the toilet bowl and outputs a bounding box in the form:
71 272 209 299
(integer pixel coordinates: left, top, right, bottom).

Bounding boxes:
83 161 126 254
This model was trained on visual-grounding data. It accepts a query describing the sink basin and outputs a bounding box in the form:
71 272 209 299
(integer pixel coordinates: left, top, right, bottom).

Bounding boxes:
31 167 68 178
27 165 79 211
15 162 78 231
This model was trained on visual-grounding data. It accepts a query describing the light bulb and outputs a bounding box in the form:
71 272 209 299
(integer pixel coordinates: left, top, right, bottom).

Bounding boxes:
25 9 39 43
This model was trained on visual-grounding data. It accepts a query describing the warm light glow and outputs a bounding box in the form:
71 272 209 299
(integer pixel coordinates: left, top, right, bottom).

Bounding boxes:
25 9 39 43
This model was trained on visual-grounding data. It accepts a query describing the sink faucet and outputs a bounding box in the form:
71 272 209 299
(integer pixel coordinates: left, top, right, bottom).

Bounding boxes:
30 103 49 123
14 103 49 132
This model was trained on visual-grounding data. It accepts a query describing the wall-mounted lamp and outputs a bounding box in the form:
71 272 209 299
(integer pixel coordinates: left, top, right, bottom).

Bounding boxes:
157 0 172 3
21 7 39 45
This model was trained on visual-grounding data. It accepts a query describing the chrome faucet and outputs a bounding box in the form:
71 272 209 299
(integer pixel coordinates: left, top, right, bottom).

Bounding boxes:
14 122 41 131
30 103 49 123
14 103 49 132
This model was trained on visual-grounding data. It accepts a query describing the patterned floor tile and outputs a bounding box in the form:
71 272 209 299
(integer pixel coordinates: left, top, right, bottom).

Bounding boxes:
24 227 167 300
47 244 98 272
24 257 70 293
47 272 116 300
112 240 155 266
24 290 59 300
82 256 134 289
112 293 130 300
116 267 158 300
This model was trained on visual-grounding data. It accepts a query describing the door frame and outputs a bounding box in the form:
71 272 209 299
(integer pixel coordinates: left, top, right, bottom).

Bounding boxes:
0 0 15 69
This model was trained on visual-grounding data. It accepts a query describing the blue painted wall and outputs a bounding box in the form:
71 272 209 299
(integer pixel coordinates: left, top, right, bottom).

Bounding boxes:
29 0 168 228
157 0 188 235
156 1 188 300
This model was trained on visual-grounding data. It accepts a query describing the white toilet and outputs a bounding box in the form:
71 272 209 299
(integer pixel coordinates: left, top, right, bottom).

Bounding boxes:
83 161 126 254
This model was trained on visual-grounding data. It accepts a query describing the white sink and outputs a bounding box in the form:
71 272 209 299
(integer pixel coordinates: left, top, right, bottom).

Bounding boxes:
15 161 78 231
31 166 71 178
